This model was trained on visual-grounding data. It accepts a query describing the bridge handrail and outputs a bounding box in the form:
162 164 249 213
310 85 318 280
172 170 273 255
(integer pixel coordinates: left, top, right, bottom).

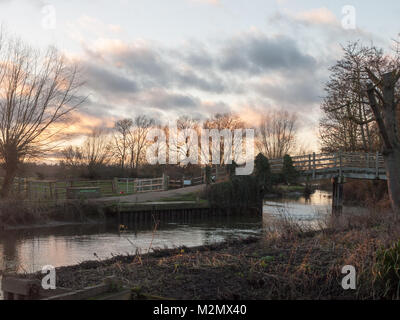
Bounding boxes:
269 152 385 178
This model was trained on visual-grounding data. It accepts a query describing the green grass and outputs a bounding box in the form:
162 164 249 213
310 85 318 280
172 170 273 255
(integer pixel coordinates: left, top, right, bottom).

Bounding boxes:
159 192 200 202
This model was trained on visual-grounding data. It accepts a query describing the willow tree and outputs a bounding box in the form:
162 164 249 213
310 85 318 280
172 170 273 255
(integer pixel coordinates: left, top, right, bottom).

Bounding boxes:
321 40 400 215
0 35 84 197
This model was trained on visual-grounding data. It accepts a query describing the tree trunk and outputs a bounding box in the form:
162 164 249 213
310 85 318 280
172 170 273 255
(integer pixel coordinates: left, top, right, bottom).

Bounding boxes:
366 71 400 217
384 149 400 215
1 164 18 198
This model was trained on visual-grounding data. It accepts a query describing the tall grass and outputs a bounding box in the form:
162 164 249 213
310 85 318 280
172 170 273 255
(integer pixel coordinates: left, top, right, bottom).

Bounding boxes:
263 205 400 299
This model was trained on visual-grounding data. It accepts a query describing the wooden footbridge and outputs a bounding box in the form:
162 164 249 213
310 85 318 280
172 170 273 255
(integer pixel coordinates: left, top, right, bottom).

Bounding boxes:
269 152 386 181
269 152 387 214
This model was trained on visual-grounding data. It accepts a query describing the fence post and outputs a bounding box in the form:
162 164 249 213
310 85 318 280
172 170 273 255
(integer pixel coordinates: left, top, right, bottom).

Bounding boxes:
27 180 31 200
375 151 379 178
312 152 316 179
112 178 118 194
162 174 168 191
17 178 22 194
339 152 342 177
49 182 53 200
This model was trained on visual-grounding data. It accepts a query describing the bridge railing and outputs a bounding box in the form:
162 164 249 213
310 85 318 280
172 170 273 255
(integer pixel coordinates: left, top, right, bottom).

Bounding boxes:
269 152 385 178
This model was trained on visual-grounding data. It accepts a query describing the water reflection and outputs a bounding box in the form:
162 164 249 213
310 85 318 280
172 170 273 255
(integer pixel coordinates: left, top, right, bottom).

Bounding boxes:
263 190 332 227
0 214 263 275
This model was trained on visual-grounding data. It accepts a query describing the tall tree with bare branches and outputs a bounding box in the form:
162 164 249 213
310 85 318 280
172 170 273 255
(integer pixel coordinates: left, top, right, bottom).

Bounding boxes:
319 42 382 152
81 128 112 178
128 115 155 170
113 118 133 172
321 40 400 215
256 110 297 159
0 34 84 197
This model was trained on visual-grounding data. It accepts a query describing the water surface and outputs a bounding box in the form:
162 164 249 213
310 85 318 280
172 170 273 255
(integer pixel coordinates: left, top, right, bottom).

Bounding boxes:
0 190 335 298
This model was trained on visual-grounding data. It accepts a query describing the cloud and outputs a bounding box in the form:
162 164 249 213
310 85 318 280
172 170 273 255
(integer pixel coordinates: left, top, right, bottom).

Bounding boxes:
83 38 227 93
219 33 317 74
70 9 385 142
189 0 221 6
83 62 138 95
75 29 324 127
295 8 338 26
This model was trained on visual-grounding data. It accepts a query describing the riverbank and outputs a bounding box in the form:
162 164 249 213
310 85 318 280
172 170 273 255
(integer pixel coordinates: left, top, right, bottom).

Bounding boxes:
8 208 399 300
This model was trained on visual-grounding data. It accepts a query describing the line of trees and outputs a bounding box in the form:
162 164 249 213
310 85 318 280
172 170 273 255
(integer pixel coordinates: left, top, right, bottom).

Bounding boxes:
58 111 301 179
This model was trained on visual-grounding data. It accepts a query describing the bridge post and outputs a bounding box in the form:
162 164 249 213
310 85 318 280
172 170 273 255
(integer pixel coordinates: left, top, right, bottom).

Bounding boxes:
312 152 316 179
332 176 344 216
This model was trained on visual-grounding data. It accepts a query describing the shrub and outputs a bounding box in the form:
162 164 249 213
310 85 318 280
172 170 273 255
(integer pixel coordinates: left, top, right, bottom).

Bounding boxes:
281 154 299 185
254 153 273 191
206 175 262 209
374 240 400 298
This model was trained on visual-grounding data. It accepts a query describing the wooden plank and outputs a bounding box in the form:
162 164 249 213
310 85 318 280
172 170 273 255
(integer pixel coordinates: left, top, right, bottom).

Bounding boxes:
1 277 41 297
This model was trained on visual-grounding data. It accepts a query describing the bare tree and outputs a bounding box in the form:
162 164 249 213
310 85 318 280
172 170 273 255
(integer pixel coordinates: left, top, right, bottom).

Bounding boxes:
174 115 200 165
256 110 297 159
128 115 155 170
323 40 400 215
113 119 133 171
0 35 84 197
59 145 84 177
81 128 112 178
203 113 245 165
319 42 382 152
60 146 84 167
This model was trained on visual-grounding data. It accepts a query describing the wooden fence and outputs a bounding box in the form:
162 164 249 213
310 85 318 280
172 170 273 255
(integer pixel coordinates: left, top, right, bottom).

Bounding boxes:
2 175 169 201
168 175 205 189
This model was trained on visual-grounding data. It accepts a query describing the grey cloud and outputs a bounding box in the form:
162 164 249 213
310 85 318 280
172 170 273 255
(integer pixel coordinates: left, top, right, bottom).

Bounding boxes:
85 44 227 94
176 70 225 93
84 63 138 95
220 34 317 74
78 28 330 121
254 73 324 109
143 90 200 110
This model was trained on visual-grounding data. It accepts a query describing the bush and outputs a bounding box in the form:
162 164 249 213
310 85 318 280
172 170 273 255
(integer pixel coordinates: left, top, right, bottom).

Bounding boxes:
254 153 273 191
281 154 299 185
205 175 262 209
374 240 400 298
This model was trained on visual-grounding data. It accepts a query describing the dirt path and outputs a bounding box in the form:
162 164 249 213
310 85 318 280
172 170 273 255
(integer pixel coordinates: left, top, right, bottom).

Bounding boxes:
96 184 206 203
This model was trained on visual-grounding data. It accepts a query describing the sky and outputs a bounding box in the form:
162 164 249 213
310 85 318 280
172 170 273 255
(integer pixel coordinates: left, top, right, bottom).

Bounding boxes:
0 0 399 152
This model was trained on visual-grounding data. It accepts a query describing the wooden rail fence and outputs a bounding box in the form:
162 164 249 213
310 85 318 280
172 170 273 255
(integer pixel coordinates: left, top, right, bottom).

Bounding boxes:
1 175 170 201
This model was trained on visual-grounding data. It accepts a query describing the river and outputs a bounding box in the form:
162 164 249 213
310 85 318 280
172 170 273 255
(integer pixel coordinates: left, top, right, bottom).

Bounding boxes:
0 190 335 298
